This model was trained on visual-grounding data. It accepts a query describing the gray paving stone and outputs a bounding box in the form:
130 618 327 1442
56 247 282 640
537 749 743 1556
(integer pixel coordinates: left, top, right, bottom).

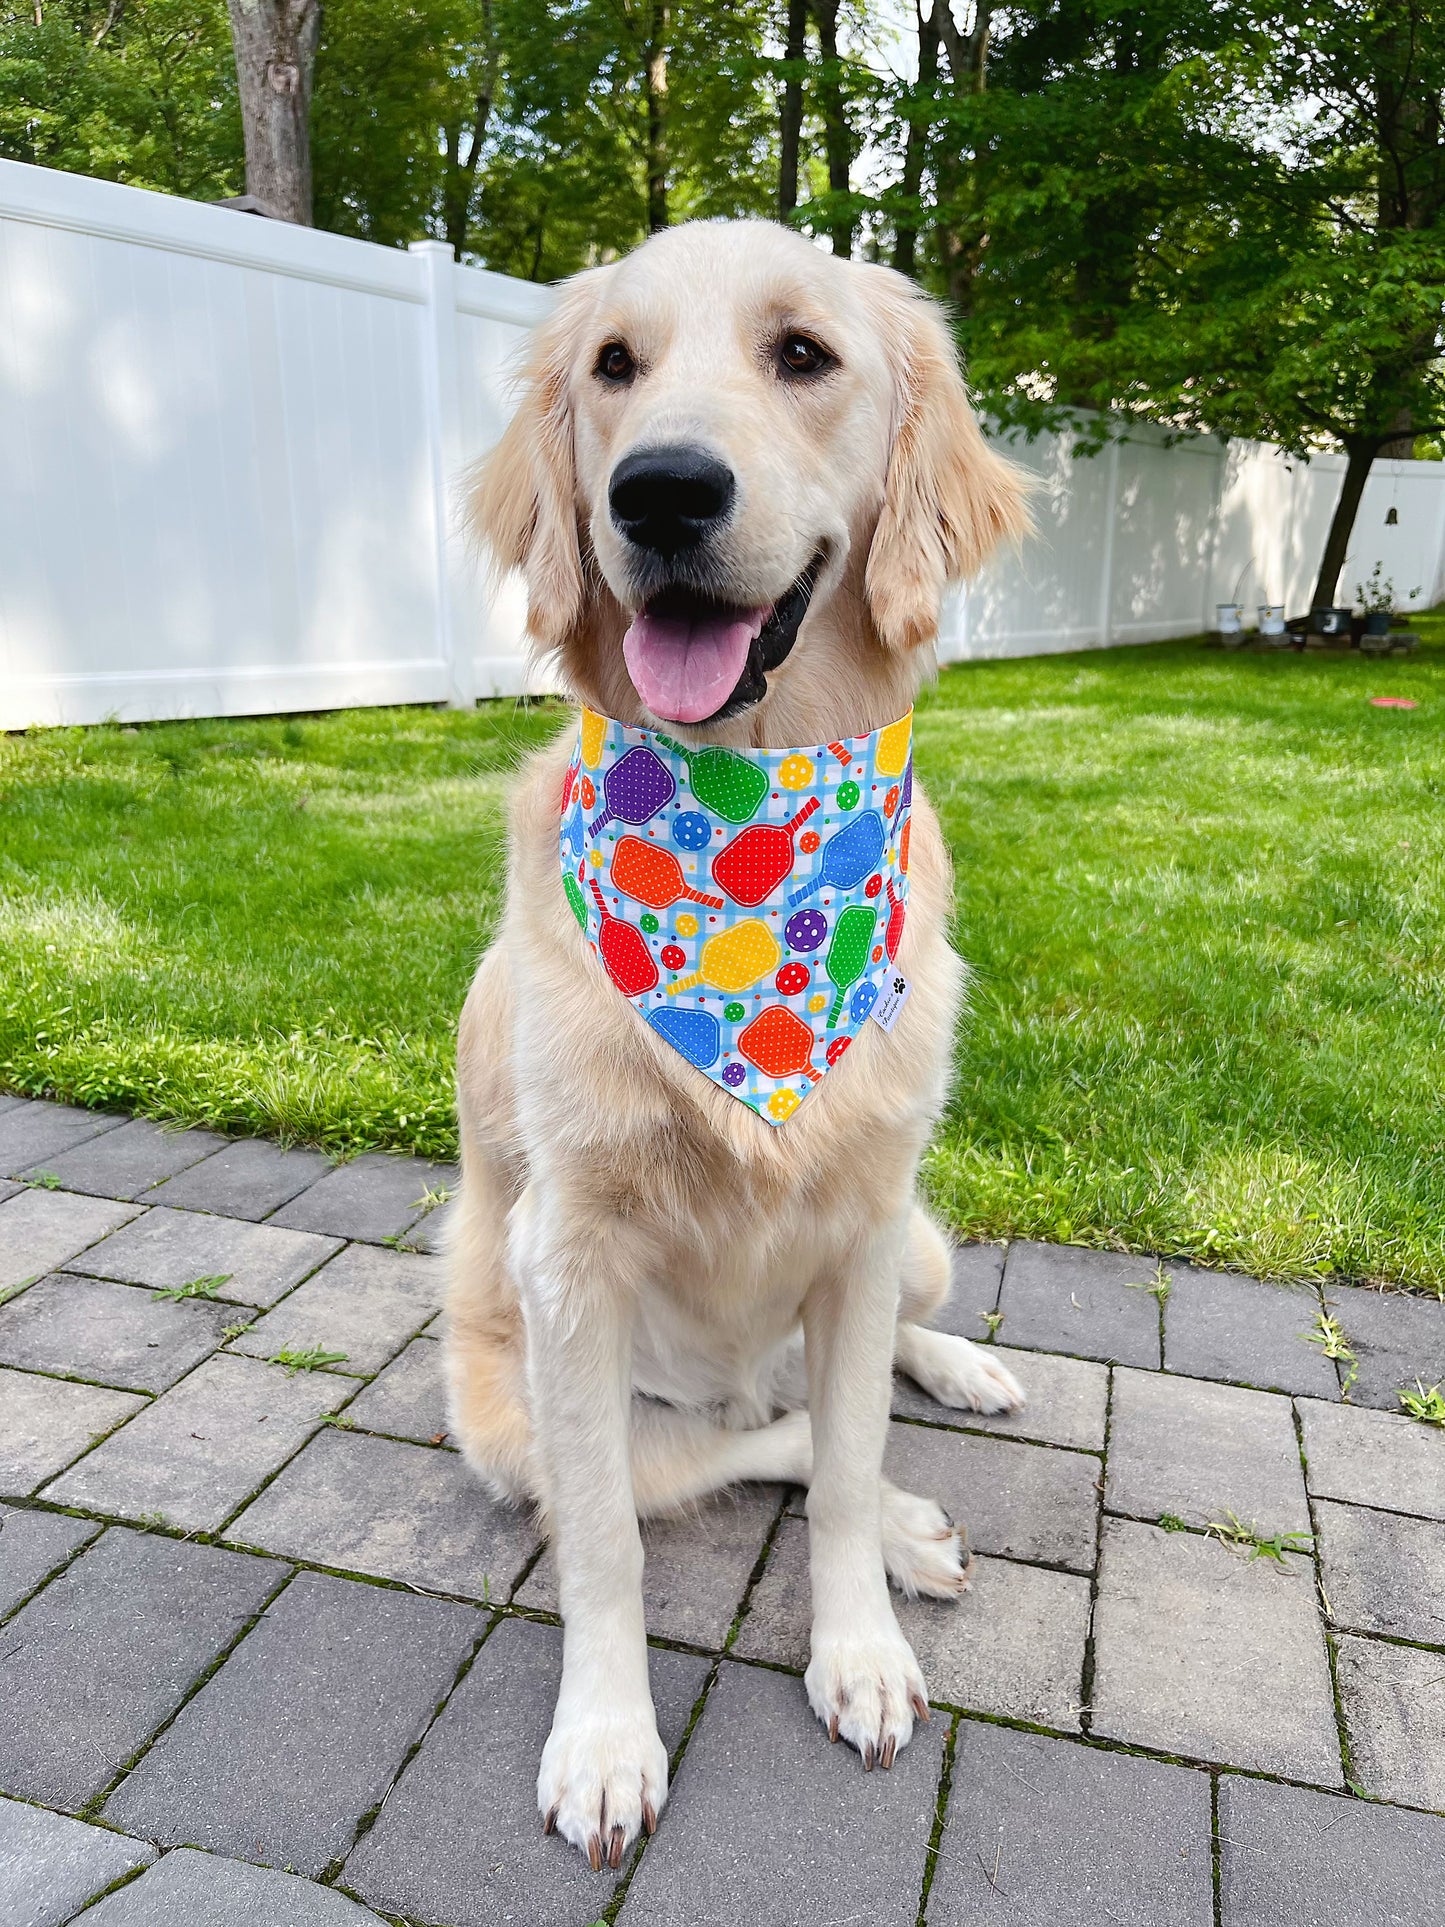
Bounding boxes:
1091 1518 1341 1782
0 1795 156 1927
619 1656 945 1927
0 1190 141 1290
0 1527 281 1808
342 1335 449 1443
930 1241 1007 1338
0 1369 147 1497
1335 1633 1445 1811
0 1100 126 1179
893 1343 1108 1449
734 1514 1090 1729
1298 1396 1445 1521
0 1504 101 1618
406 1194 456 1253
144 1138 332 1222
0 1273 231 1392
517 1485 781 1648
1165 1266 1338 1398
45 1354 348 1532
0 1181 19 1205
26 1117 228 1204
1218 1772 1445 1926
0 1095 24 1115
228 1429 538 1600
81 1847 389 1924
105 1569 482 1874
996 1241 1162 1367
1106 1368 1310 1534
228 1243 443 1377
269 1152 457 1242
1325 1281 1445 1413
1314 1499 1445 1646
344 1614 708 1927
885 1420 1100 1572
930 1722 1213 1927
76 1206 341 1308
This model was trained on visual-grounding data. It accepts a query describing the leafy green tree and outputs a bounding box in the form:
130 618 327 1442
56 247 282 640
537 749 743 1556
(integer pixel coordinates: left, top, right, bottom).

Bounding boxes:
0 0 242 200
891 2 1445 611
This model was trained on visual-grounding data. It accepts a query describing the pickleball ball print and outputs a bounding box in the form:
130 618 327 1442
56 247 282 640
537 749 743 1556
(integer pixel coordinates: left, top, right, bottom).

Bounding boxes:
673 810 711 852
775 962 810 996
722 1062 746 1087
851 980 879 1022
661 944 686 970
785 908 828 953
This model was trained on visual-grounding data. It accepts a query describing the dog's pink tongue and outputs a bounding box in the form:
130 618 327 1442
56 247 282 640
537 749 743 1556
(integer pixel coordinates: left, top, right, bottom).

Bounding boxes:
623 606 764 725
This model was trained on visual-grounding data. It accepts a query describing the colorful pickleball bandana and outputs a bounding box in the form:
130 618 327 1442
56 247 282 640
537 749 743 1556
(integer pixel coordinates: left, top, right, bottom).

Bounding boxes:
559 706 914 1124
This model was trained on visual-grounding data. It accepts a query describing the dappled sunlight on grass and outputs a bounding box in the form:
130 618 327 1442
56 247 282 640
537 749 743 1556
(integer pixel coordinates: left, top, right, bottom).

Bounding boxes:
1 625 1441 1290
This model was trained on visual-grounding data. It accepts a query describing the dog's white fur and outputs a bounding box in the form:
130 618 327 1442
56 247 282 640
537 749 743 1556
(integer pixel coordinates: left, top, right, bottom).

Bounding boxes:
444 220 1032 1868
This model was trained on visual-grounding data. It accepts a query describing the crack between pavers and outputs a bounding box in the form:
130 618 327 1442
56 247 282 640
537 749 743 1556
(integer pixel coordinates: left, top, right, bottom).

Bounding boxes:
77 1560 299 1824
1293 1398 1363 1803
890 1409 1105 1458
915 1711 958 1927
1209 1771 1223 1927
321 1602 509 1888
1077 1363 1113 1739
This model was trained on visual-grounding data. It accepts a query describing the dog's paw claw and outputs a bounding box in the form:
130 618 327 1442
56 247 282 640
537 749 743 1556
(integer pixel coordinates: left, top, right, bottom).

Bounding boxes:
537 1704 668 1867
882 1486 974 1599
806 1626 927 1770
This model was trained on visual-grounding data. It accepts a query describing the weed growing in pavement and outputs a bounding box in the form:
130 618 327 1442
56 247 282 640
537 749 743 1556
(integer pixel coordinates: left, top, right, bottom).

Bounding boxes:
1396 1379 1445 1426
154 1274 230 1302
1305 1310 1358 1396
1204 1512 1314 1562
269 1346 349 1374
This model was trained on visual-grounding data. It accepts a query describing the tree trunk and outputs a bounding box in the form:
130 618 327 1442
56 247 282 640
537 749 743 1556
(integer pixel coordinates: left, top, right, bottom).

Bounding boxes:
935 3 992 312
1310 438 1382 613
778 0 807 219
442 2 500 260
645 1 669 232
813 0 851 257
226 0 320 225
892 1 940 276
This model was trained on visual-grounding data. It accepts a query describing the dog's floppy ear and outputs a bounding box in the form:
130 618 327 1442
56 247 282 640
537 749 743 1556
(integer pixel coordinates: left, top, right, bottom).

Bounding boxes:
864 275 1032 653
471 268 611 649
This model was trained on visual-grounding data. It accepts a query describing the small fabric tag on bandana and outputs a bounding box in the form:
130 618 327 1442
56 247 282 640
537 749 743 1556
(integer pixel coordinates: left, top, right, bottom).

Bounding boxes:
869 970 913 1034
559 707 914 1124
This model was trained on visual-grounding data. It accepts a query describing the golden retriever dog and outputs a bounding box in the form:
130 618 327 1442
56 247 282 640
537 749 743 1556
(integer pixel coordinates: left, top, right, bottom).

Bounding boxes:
444 219 1031 1870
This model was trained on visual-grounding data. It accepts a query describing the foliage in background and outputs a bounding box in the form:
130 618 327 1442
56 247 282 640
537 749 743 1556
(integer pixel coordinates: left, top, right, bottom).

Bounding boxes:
0 0 242 200
3 620 1443 1293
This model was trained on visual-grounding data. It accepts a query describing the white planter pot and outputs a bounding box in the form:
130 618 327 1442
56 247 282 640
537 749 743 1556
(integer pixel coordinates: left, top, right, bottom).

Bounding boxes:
1216 603 1244 635
1258 605 1286 636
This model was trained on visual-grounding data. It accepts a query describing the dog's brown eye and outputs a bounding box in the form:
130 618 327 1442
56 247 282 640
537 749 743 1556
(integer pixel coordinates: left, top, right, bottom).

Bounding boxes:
778 333 832 377
595 341 636 384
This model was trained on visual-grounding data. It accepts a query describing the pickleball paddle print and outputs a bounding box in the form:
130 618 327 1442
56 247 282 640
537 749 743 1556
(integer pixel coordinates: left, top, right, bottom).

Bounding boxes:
561 706 912 1124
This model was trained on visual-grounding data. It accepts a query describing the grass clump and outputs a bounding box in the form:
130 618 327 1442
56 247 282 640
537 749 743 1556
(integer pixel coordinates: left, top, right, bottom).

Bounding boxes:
1204 1512 1314 1562
3 620 1444 1289
153 1274 230 1302
269 1346 349 1375
1396 1380 1445 1426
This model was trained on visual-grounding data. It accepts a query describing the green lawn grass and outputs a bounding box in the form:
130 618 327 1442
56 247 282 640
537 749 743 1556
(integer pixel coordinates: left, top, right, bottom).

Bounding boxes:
3 616 1442 1291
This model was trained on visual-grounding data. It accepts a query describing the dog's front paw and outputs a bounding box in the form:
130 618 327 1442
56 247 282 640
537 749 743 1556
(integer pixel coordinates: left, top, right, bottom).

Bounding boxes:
881 1483 974 1599
902 1327 1026 1414
805 1622 929 1769
538 1701 669 1870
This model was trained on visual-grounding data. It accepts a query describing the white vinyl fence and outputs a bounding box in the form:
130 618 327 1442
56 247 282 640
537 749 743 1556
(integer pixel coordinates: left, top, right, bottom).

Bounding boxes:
3 156 1444 731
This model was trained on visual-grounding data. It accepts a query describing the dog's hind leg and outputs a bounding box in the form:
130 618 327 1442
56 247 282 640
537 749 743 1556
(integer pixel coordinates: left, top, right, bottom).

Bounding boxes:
443 1141 538 1505
894 1206 1025 1416
630 1400 969 1599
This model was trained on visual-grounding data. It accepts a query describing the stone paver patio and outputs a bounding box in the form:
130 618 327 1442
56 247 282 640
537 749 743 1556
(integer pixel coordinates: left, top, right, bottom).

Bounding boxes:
1 1094 1443 1925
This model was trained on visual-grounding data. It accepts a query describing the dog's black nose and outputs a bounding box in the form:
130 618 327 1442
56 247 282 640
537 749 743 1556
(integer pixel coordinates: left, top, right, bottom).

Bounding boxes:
609 444 735 556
